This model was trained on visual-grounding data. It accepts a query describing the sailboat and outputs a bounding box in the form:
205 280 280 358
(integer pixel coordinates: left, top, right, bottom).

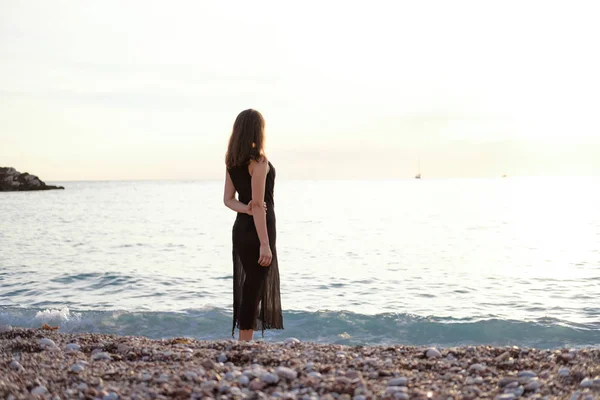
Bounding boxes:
415 160 422 179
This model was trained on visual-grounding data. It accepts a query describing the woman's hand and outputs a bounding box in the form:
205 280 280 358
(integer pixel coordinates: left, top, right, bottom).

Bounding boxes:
246 200 267 215
258 243 272 267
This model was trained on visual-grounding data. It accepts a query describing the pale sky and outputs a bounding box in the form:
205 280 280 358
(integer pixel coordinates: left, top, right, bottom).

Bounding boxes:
1 0 599 180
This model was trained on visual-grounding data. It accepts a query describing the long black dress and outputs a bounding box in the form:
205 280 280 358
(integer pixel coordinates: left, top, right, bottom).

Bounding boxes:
227 161 283 336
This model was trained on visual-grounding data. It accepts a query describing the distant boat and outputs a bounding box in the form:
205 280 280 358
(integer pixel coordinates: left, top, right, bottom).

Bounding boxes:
502 174 508 178
415 173 421 179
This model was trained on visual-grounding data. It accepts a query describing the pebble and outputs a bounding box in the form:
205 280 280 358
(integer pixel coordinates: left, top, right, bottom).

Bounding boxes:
518 370 537 378
386 386 408 394
495 351 511 362
92 352 112 361
239 375 250 386
387 377 408 386
217 353 228 363
70 363 85 373
393 393 409 400
140 372 152 381
276 366 298 380
184 371 198 381
262 372 280 384
40 338 57 349
31 386 48 395
498 377 519 387
580 378 593 388
495 395 516 400
285 337 301 344
469 363 486 372
0 324 13 333
103 392 119 400
250 380 266 390
559 367 571 377
569 392 581 400
353 396 367 400
77 383 88 391
218 384 230 394
157 374 169 383
230 387 242 396
524 378 541 391
308 371 322 379
10 360 24 372
426 348 442 359
66 343 81 352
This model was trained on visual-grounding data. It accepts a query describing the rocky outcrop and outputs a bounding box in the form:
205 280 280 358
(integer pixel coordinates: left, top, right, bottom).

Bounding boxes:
0 167 64 191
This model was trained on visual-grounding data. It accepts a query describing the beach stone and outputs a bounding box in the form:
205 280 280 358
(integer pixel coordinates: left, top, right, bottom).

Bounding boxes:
495 395 516 400
580 378 593 388
386 386 408 394
218 384 230 394
474 377 484 385
387 377 408 386
92 352 112 361
217 353 228 363
103 392 119 400
0 324 12 333
426 348 442 359
353 396 367 400
276 366 298 380
498 377 519 387
31 386 48 395
496 351 511 362
10 360 24 372
66 343 81 352
569 392 581 400
40 338 56 349
559 367 571 377
308 371 322 379
469 363 486 372
393 393 409 400
230 387 242 396
184 371 198 381
70 363 85 373
239 375 250 386
519 370 536 378
285 337 301 344
525 378 541 391
250 379 266 390
77 383 88 391
262 373 280 384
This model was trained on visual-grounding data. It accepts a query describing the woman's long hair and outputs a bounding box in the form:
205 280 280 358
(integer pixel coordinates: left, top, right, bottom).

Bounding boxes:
226 109 266 168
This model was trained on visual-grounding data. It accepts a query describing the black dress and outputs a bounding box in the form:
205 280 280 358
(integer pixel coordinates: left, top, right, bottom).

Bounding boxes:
227 161 283 335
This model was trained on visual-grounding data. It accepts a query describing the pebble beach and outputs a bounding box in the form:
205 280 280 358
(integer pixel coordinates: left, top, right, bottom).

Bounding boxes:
1 327 599 399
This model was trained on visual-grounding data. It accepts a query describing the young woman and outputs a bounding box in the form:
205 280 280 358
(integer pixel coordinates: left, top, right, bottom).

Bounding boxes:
223 109 283 341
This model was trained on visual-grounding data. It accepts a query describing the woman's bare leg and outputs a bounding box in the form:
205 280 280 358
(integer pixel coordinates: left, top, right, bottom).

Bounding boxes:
239 329 253 341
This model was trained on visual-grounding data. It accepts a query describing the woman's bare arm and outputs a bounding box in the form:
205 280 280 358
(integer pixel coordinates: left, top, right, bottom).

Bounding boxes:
250 159 272 266
223 170 249 214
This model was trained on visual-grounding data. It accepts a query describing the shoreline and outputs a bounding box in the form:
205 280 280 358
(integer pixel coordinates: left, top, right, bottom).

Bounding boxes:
1 328 599 399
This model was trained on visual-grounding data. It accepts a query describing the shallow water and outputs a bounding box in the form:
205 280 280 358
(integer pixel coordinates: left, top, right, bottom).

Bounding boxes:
1 177 599 347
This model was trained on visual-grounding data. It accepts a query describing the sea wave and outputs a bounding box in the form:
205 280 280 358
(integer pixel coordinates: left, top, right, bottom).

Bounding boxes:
1 306 598 349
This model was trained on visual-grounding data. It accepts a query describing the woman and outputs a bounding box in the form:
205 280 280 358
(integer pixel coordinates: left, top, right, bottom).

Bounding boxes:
223 109 283 341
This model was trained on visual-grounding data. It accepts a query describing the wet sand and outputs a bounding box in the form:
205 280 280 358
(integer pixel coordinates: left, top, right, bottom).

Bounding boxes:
1 327 599 399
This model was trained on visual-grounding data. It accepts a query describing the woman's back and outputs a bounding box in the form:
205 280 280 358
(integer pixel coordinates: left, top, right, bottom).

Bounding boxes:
227 161 276 211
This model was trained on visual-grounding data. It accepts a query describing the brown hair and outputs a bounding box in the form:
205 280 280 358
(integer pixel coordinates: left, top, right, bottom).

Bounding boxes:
225 109 266 168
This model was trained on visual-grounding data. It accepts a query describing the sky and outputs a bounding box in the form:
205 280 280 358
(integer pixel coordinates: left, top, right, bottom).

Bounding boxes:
1 0 599 180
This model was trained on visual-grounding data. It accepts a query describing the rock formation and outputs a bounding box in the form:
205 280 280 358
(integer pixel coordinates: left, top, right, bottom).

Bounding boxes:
0 167 65 191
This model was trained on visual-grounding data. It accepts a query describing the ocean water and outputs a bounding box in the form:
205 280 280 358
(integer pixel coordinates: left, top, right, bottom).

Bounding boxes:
1 177 599 348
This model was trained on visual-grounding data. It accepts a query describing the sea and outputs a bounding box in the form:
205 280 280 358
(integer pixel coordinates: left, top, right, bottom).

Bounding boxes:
1 177 599 349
